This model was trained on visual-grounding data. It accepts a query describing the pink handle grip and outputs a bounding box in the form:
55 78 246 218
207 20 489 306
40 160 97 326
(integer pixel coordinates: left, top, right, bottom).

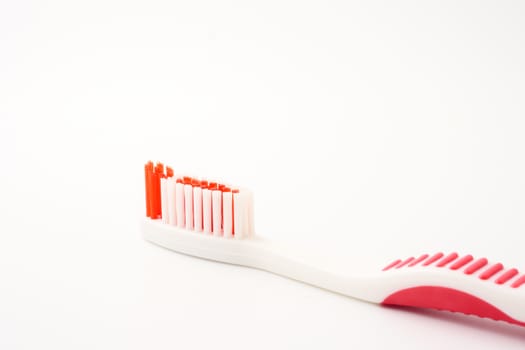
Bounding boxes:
381 252 525 327
382 286 525 327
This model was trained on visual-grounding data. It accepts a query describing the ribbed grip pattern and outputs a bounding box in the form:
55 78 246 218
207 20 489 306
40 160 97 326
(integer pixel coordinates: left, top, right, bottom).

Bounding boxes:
383 252 525 289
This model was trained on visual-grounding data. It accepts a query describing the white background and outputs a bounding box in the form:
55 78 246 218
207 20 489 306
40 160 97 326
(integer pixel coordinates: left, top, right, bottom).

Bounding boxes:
2 0 525 348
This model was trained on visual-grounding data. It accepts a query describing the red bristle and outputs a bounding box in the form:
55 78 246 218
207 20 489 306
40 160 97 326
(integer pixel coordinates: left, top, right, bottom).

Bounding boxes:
222 187 231 192
155 162 164 175
147 169 156 218
183 176 192 185
166 166 174 177
151 169 161 218
147 162 156 218
191 178 200 186
144 162 153 217
200 180 209 188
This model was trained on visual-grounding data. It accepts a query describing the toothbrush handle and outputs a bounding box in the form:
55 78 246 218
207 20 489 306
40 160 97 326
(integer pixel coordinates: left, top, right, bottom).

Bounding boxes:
254 245 525 327
141 220 525 328
380 253 525 327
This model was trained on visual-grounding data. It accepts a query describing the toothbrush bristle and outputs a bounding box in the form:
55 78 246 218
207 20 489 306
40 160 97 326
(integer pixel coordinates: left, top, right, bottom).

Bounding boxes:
149 162 162 219
144 161 254 238
144 162 153 218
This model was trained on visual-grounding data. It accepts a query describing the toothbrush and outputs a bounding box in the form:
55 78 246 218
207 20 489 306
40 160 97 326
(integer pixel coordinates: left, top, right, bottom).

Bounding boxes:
142 161 525 328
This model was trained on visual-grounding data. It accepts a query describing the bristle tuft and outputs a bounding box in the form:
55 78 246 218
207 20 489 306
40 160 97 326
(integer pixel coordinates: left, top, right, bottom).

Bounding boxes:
144 162 254 238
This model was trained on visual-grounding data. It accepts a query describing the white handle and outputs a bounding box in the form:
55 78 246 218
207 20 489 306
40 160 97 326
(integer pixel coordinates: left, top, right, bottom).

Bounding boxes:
141 219 525 327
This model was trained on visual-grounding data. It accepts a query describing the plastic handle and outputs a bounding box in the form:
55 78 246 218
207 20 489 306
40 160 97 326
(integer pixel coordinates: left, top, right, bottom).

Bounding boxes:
142 219 525 327
381 252 525 327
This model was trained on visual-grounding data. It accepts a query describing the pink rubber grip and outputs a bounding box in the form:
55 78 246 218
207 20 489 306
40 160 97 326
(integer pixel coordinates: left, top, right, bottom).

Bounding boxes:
381 252 525 327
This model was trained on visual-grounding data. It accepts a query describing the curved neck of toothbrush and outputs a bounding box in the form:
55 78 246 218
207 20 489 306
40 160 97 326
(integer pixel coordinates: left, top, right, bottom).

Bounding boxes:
142 161 525 329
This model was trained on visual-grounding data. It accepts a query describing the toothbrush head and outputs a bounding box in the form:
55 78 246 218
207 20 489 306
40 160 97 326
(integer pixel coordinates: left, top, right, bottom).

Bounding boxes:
144 161 254 239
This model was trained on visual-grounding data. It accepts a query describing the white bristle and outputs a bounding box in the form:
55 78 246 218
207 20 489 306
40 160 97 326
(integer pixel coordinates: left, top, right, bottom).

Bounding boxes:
212 190 222 236
202 188 212 234
242 191 251 237
166 177 176 226
175 182 185 228
233 191 244 239
223 191 233 238
193 186 203 232
184 184 193 230
160 178 168 224
246 191 254 237
152 169 253 240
